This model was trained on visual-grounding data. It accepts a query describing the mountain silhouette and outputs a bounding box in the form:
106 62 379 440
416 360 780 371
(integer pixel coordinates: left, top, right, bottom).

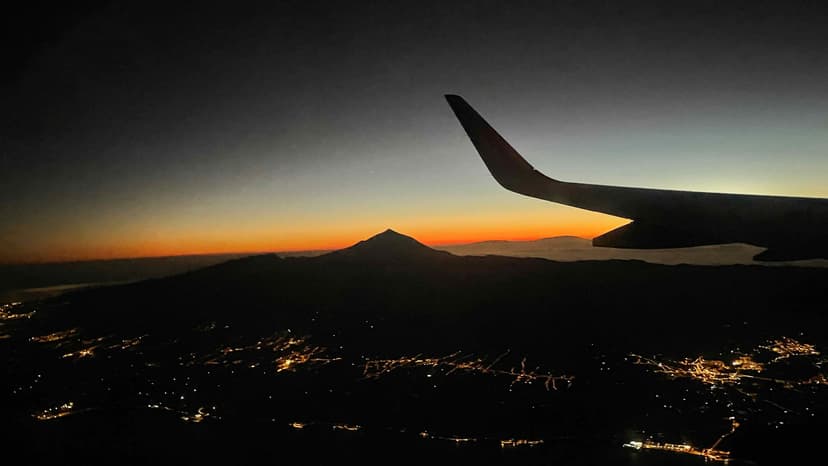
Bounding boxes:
45 228 827 342
6 233 827 305
319 229 453 263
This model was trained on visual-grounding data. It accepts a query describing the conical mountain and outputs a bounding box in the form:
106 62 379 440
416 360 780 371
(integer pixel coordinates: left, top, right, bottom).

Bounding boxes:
321 229 453 262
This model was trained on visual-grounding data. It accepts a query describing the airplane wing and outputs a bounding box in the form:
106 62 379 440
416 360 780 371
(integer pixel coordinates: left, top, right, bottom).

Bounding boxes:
445 94 828 261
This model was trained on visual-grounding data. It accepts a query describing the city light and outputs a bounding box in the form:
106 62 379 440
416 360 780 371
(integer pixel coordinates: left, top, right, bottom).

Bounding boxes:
631 337 824 389
0 302 35 320
623 418 739 462
32 402 88 421
363 351 573 390
500 438 544 448
189 332 340 373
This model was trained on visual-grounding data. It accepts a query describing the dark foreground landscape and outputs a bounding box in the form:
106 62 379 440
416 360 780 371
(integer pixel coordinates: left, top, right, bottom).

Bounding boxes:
2 230 827 465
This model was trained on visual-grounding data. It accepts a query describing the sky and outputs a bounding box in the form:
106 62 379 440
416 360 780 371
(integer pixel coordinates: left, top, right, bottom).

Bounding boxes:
2 1 828 263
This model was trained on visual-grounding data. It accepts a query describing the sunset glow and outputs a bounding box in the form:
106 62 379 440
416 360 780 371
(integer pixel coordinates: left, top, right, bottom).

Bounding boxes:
1 206 627 263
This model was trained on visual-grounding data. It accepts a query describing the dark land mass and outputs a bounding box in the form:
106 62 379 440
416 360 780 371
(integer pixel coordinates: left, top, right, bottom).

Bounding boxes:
0 253 252 294
6 235 825 306
2 230 827 465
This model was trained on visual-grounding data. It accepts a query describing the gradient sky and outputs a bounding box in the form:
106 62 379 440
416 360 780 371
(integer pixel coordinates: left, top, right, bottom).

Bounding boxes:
2 1 828 263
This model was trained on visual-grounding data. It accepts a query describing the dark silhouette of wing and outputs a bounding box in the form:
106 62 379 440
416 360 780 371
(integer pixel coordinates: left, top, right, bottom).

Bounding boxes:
445 94 828 261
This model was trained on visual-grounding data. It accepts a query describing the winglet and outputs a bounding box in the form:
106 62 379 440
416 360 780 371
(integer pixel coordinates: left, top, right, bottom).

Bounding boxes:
445 94 558 197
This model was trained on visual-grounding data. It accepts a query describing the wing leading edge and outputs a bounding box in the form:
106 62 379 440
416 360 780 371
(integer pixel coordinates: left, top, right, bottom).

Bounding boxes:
445 94 828 261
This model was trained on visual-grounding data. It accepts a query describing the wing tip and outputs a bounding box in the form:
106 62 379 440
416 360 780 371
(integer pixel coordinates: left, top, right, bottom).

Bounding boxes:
444 94 465 109
444 92 561 197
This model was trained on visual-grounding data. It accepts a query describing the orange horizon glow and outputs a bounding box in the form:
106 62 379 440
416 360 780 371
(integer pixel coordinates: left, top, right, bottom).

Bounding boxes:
1 218 626 265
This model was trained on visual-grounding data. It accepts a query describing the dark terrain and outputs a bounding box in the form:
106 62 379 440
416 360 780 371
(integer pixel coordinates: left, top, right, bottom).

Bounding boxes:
2 230 826 465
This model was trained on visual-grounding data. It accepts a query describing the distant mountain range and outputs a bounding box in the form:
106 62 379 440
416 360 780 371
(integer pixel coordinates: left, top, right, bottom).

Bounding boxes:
24 228 828 352
293 234 828 267
436 236 828 267
2 230 825 303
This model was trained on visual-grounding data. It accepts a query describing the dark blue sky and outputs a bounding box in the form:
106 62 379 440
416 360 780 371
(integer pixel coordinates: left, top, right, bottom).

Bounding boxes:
2 1 827 262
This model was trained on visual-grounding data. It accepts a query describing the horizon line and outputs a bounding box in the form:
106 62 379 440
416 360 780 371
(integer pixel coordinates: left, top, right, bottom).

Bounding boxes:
0 232 593 266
